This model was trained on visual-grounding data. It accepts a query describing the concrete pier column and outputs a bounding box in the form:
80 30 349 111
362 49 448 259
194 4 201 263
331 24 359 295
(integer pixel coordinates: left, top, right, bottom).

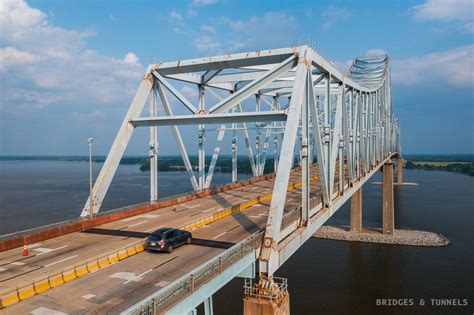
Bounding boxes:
350 187 363 232
243 294 290 315
396 157 403 184
382 161 395 235
243 277 290 315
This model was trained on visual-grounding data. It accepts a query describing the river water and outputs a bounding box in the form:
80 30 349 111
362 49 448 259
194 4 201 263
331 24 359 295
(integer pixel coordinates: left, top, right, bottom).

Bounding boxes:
0 160 473 314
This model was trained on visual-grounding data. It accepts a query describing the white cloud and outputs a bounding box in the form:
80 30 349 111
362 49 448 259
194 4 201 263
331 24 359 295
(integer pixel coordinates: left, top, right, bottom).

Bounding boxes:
321 6 351 31
413 0 473 33
461 21 474 32
169 10 183 22
0 0 144 110
391 45 473 87
186 8 198 17
413 0 472 21
201 25 216 34
123 52 139 64
220 12 298 51
192 0 219 7
190 12 298 54
366 48 387 56
180 86 198 99
194 35 222 52
0 47 42 70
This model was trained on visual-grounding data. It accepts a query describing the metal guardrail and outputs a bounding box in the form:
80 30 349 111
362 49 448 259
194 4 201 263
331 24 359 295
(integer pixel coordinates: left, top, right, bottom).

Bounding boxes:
129 193 325 315
129 232 265 315
280 194 322 231
243 277 288 300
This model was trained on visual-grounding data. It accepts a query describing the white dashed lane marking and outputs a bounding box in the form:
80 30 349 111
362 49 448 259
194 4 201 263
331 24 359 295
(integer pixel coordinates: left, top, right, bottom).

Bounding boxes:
44 255 78 268
10 261 25 266
122 214 160 222
212 232 227 240
128 221 148 227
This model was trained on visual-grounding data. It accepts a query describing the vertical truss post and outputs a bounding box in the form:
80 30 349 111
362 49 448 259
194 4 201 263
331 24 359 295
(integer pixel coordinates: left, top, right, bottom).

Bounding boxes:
150 84 158 202
338 83 346 194
356 91 362 179
81 77 153 217
256 94 261 176
309 78 329 206
232 105 238 182
260 51 308 274
301 69 311 226
323 74 332 201
329 84 343 197
198 85 206 190
273 96 280 172
362 92 368 175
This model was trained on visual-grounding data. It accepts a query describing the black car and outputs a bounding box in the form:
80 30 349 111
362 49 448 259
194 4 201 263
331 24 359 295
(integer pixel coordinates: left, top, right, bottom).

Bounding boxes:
145 228 192 253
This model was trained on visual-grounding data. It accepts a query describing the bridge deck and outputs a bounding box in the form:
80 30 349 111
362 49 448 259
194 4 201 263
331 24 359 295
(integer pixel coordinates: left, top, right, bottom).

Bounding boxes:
0 168 325 314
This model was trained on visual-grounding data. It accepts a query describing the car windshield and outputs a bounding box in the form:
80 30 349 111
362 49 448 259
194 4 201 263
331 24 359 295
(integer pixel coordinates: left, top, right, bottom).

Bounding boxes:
148 234 163 241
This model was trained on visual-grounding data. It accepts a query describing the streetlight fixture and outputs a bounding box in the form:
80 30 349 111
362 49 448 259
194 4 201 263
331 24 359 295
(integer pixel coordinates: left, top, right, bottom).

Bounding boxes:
88 137 94 218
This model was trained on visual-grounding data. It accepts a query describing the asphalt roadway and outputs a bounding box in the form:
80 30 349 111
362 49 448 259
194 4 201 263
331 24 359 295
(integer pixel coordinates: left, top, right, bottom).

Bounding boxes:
0 169 323 314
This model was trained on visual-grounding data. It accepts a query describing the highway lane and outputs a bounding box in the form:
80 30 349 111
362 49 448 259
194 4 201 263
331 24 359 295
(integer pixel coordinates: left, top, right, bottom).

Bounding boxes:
2 180 322 314
0 170 306 292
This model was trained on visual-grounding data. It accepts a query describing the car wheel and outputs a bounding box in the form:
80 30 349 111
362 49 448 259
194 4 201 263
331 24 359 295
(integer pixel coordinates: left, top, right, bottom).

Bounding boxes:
167 245 173 253
186 237 191 244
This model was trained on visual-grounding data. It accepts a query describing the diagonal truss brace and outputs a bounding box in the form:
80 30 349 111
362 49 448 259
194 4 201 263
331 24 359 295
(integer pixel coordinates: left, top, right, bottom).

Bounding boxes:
259 50 309 267
81 77 153 217
156 82 199 191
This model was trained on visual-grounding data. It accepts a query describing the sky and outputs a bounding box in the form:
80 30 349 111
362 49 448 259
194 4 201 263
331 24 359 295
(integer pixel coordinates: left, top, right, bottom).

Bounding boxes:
0 0 473 156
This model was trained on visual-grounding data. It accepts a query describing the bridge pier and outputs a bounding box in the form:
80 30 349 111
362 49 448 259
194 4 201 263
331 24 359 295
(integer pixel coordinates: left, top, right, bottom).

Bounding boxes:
382 161 395 235
243 277 290 315
396 156 403 184
350 187 363 232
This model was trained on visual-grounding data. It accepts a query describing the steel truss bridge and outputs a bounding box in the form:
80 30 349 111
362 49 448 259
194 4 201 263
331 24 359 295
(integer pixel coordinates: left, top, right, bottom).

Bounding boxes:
0 45 400 315
88 45 400 314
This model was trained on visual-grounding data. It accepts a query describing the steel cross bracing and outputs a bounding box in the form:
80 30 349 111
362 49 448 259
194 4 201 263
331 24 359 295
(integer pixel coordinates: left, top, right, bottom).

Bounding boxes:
80 45 400 273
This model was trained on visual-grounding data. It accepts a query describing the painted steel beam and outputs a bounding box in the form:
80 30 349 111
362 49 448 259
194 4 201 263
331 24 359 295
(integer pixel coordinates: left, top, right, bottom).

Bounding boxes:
208 55 297 113
152 71 198 113
81 78 153 217
131 111 287 127
149 47 296 75
260 53 308 270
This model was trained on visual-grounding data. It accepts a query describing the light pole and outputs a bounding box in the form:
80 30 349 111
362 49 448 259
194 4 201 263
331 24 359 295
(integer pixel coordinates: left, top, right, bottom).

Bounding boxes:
88 137 93 217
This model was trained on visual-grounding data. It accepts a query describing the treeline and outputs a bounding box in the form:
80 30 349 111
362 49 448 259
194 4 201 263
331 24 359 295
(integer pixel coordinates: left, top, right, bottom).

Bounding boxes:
405 161 474 176
139 156 276 174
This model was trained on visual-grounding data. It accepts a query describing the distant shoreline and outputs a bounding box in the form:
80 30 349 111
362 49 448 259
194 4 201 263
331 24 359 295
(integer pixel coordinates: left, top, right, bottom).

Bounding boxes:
1 154 473 176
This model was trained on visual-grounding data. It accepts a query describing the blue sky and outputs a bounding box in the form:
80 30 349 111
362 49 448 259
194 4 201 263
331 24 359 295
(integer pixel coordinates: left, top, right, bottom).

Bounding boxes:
0 0 473 156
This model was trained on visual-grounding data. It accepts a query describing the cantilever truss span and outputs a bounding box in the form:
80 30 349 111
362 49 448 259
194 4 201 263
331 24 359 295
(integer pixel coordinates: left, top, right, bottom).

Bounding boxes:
81 45 400 275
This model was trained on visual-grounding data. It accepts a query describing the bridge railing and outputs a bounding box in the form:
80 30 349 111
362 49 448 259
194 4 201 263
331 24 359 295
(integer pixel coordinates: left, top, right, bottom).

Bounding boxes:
129 232 265 315
128 194 325 314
